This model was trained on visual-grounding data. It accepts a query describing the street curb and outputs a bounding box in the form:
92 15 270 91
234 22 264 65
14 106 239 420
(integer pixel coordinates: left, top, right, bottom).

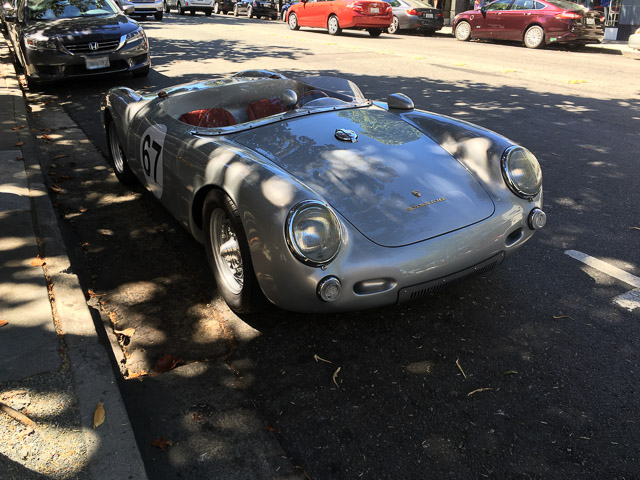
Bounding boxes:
2 39 149 480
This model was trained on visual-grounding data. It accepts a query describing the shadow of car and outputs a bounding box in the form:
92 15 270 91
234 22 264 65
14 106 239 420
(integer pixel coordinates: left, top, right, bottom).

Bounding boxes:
453 0 604 49
5 0 150 86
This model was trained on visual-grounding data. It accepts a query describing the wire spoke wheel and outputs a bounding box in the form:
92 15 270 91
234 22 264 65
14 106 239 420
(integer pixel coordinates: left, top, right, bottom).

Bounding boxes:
210 209 244 295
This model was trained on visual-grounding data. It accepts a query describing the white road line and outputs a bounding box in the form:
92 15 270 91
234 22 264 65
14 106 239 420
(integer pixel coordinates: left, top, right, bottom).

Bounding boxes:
565 250 640 312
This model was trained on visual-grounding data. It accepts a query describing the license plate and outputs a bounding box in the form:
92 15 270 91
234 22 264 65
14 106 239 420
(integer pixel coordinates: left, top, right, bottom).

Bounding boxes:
370 6 379 12
586 17 595 24
424 13 433 18
85 56 109 70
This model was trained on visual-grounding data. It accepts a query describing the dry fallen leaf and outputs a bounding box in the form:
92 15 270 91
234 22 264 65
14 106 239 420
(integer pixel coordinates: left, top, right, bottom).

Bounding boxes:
30 256 45 267
49 185 63 194
114 327 136 338
79 206 88 213
553 315 570 319
332 367 341 388
152 437 174 450
0 320 8 328
15 141 25 147
154 354 181 373
93 402 105 429
630 227 640 231
568 79 587 84
53 154 69 159
504 370 518 376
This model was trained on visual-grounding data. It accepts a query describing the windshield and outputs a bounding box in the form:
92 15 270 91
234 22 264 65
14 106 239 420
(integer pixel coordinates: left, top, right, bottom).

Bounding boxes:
27 0 118 20
183 75 371 134
544 0 588 10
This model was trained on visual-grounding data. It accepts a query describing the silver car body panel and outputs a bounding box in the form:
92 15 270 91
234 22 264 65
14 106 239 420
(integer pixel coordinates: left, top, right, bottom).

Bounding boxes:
101 75 543 312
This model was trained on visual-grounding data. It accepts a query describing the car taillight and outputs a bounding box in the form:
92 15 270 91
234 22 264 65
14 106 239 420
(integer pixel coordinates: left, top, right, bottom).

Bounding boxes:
437 11 443 17
555 11 582 19
600 15 605 21
348 1 365 12
407 8 422 15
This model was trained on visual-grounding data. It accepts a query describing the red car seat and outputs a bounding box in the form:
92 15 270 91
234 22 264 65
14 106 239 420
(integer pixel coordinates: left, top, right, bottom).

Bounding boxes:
179 108 237 127
246 98 288 121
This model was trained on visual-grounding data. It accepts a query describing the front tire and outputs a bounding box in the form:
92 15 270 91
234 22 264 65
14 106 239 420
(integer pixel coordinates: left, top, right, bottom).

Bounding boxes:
388 15 399 34
164 0 170 12
327 14 341 35
106 116 137 186
524 25 545 48
177 1 184 14
454 20 471 41
205 8 212 15
368 28 382 37
154 11 163 20
288 11 299 30
203 191 267 314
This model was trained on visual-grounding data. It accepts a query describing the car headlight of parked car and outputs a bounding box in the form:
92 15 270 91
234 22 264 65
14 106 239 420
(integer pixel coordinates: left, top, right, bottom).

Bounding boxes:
25 34 57 51
286 200 342 266
123 27 146 45
501 146 542 199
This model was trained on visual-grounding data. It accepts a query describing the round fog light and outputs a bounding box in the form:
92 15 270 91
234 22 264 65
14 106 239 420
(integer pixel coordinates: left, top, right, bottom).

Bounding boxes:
528 208 547 230
317 276 342 302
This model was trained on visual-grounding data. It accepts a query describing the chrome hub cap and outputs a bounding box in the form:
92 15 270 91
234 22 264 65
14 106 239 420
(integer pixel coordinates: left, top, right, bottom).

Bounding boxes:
108 126 125 173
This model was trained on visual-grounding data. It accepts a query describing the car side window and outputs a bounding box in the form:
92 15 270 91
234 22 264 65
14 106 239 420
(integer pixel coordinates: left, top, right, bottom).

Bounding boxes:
389 0 401 5
511 0 533 9
485 0 511 10
533 0 545 8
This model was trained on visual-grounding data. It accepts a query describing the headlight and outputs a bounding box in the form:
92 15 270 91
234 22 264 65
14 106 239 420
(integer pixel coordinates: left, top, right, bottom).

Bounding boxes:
286 200 341 266
501 146 542 199
25 35 57 51
123 27 145 44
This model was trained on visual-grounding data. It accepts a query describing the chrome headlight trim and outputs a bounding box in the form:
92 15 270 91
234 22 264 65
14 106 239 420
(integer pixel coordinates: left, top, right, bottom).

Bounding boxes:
286 200 341 267
501 146 542 200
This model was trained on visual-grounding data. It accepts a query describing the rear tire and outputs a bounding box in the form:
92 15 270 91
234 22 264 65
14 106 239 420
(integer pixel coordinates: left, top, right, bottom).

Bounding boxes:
288 11 299 30
455 20 471 41
327 14 341 35
524 25 545 48
164 0 170 12
106 116 137 186
203 191 267 314
177 1 184 14
387 15 399 34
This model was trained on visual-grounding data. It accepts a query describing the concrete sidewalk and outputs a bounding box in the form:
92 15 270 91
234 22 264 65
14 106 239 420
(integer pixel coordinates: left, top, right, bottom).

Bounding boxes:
0 38 147 479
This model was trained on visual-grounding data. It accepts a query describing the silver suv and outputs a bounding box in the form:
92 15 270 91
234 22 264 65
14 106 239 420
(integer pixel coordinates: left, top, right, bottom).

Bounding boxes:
164 0 214 15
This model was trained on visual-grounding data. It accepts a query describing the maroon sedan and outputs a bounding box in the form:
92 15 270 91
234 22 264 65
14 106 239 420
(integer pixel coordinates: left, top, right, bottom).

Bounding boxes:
453 0 604 48
287 0 392 37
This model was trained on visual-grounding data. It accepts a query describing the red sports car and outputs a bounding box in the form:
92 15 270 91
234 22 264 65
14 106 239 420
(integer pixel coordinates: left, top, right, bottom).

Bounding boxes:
453 0 604 48
287 0 393 37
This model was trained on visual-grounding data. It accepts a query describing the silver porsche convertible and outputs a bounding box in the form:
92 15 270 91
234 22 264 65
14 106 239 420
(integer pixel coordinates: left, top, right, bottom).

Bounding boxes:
101 70 546 314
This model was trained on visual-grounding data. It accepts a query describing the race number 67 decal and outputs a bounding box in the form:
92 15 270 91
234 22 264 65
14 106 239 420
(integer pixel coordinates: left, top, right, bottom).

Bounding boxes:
140 124 167 199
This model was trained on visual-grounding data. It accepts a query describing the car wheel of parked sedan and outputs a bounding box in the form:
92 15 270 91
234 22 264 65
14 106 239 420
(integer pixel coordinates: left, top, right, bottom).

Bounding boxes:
154 11 163 20
233 4 238 15
368 28 382 37
203 191 267 314
387 15 399 34
177 1 184 14
205 8 211 15
213 2 219 13
247 5 253 17
190 8 195 14
288 12 299 30
524 25 545 48
164 0 170 12
106 116 137 186
454 20 471 41
327 14 341 35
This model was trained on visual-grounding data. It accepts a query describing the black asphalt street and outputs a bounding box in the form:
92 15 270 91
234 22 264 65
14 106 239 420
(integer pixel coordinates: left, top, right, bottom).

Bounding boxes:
18 13 640 479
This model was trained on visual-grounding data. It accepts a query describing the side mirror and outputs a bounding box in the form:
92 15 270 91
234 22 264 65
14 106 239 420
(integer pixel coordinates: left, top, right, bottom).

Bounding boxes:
387 93 414 110
480 5 486 12
124 4 135 14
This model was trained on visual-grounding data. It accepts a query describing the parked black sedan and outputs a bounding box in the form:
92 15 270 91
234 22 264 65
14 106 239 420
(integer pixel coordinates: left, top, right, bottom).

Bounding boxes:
232 0 278 19
5 0 150 85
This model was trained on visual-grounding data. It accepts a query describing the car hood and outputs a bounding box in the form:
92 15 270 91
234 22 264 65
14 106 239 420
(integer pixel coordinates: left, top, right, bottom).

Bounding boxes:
234 107 495 247
24 14 136 38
